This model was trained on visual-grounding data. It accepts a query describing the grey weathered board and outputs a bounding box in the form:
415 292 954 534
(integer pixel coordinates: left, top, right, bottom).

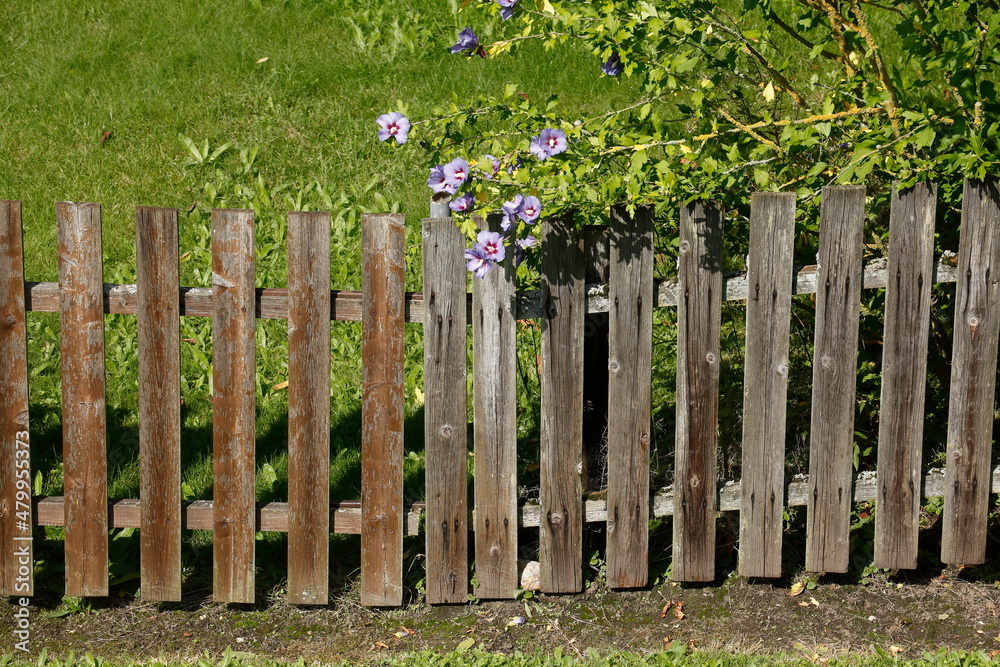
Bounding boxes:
361 213 406 607
874 183 936 570
211 208 257 603
287 211 331 604
805 186 865 574
739 193 796 579
472 213 519 599
539 214 585 593
422 216 469 605
673 201 724 582
0 201 32 596
941 179 1000 565
57 201 109 597
136 207 182 601
606 205 654 588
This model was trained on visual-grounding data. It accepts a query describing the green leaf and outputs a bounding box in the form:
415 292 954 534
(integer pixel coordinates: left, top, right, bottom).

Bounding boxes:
456 637 476 652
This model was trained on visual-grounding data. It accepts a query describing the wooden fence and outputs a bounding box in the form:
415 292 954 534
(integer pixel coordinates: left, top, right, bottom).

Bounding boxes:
0 179 998 606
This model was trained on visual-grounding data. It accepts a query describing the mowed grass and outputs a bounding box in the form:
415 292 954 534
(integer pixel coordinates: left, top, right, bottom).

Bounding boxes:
0 0 637 593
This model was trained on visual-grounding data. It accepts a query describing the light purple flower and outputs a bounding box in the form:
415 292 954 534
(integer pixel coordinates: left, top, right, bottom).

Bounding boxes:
465 248 493 279
496 0 517 20
529 128 568 160
442 158 470 188
376 112 410 144
449 193 476 213
427 165 457 195
601 52 623 76
451 27 481 55
519 196 541 222
513 235 537 267
474 230 506 262
482 155 501 179
501 194 524 231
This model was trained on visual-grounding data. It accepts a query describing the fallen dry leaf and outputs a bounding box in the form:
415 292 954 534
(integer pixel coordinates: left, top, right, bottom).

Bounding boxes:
673 601 685 620
660 602 673 618
272 380 289 390
788 580 806 596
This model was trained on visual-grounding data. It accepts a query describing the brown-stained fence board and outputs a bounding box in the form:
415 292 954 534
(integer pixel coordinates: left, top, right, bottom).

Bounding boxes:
739 192 796 579
539 214 585 594
422 216 469 605
57 201 109 597
136 207 182 601
673 201 724 582
361 213 406 607
287 211 331 605
472 213 519 599
874 183 937 570
211 208 257 603
606 204 654 588
0 201 32 596
805 186 866 574
941 179 1000 565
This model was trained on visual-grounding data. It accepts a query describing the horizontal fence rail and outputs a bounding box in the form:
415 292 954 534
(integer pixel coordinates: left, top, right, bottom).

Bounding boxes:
0 178 996 606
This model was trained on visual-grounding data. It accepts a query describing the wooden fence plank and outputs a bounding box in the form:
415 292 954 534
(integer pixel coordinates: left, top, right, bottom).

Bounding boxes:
0 201 32 596
422 216 469 605
941 179 1000 565
673 201 724 582
136 207 182 601
874 183 937 570
606 204 654 588
805 186 866 574
361 213 405 607
472 213 519 599
582 225 610 492
57 201 109 597
211 208 257 603
540 214 585 594
739 192 796 578
287 211 331 604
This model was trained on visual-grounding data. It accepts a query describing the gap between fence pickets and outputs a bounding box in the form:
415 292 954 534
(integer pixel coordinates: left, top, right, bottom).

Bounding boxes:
22 254 960 320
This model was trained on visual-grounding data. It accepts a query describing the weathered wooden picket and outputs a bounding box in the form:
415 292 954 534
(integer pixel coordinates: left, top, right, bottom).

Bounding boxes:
0 179 998 607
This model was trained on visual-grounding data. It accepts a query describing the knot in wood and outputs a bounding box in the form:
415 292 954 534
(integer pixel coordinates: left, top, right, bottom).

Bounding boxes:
490 544 501 557
705 352 716 364
968 315 980 328
608 359 621 373
777 363 788 376
549 511 564 525
4 314 15 326
440 425 453 438
820 355 832 369
679 240 691 254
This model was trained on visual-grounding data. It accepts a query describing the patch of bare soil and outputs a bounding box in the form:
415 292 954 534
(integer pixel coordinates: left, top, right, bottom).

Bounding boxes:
3 574 999 662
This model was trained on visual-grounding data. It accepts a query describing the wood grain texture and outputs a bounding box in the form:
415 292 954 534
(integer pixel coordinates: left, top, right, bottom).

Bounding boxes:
673 201 724 582
739 192 796 579
582 226 610 493
422 216 469 605
539 214 585 594
472 213 519 599
287 211 331 604
941 179 1000 565
136 207 182 601
0 201 32 596
805 186 866 574
361 213 405 607
57 201 109 597
873 183 937 570
606 204 654 589
211 208 257 603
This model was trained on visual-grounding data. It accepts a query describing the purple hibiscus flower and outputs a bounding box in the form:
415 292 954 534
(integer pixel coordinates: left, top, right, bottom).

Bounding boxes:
376 112 410 144
442 157 470 189
482 155 501 179
496 0 517 20
427 165 457 195
519 196 542 223
449 193 476 213
529 128 568 160
601 52 623 76
474 230 506 262
501 194 525 231
513 235 537 267
465 248 493 279
451 28 484 57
